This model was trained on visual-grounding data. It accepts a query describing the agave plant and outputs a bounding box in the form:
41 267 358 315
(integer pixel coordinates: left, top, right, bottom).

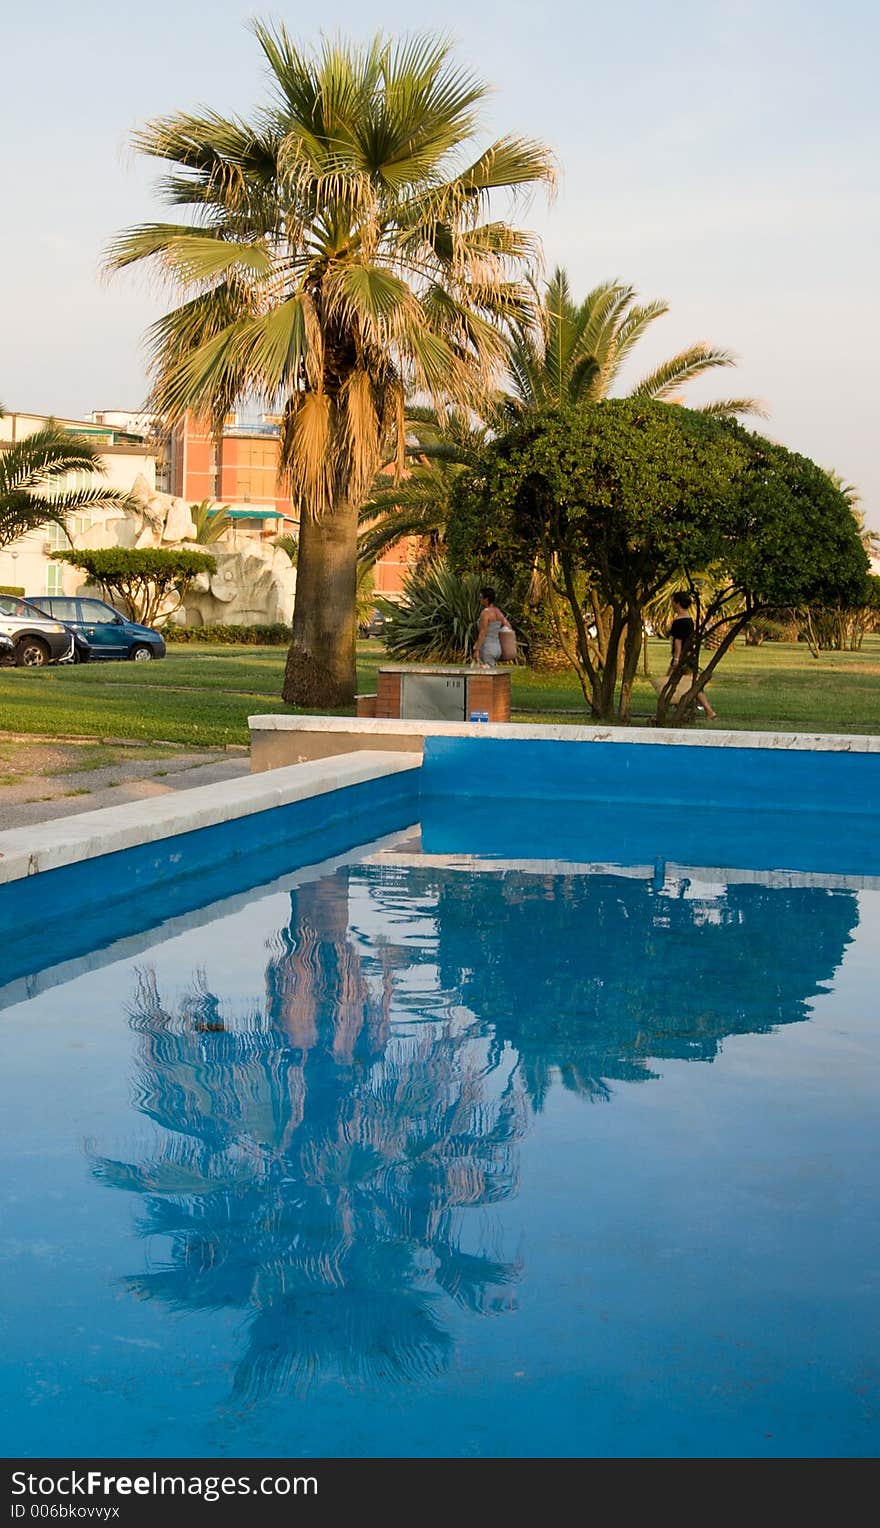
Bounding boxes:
384 561 486 662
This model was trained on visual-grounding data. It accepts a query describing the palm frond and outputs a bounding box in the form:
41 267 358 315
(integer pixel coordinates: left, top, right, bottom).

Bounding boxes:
694 397 768 420
630 345 736 400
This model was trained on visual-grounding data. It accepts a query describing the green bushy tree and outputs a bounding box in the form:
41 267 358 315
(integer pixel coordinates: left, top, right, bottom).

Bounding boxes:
52 547 216 627
448 401 868 723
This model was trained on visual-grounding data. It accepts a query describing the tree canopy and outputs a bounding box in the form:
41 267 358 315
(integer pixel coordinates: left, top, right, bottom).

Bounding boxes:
52 547 216 627
448 400 868 721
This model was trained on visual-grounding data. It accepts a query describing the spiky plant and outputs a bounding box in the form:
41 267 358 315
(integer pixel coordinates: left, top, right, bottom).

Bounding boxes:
383 560 486 662
106 25 554 706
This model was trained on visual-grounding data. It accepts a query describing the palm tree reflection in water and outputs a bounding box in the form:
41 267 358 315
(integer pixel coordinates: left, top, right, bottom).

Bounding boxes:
90 870 526 1401
90 862 858 1401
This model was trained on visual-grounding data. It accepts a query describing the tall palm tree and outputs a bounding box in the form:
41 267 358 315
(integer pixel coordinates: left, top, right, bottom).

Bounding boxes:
360 269 763 575
0 408 126 552
107 25 554 706
502 266 764 420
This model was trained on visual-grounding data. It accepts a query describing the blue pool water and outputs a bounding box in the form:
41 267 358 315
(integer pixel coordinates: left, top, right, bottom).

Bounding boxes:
2 780 880 1461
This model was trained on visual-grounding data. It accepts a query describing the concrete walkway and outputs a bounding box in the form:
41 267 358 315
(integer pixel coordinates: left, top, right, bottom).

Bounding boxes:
0 737 252 830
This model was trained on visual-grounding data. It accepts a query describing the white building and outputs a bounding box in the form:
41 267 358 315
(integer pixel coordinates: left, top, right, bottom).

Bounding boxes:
0 410 160 601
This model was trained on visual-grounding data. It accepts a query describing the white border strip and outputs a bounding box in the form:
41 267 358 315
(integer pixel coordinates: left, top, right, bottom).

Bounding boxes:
0 752 420 885
248 714 880 754
363 849 880 893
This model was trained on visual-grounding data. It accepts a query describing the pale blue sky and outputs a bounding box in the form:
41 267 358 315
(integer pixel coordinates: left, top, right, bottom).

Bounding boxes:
2 1 878 521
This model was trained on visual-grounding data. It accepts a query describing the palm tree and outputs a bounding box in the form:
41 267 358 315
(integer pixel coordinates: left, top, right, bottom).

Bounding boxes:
107 25 554 706
189 497 234 544
359 270 763 582
358 405 491 569
501 267 764 420
0 408 127 552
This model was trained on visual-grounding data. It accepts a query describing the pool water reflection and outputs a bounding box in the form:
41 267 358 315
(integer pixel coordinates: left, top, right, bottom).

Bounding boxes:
1 845 878 1458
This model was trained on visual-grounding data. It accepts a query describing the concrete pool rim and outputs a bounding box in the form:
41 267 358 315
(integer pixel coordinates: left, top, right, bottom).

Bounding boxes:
1 721 878 890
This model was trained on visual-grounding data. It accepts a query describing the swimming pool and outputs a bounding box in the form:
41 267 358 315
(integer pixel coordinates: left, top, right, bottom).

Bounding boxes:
1 736 878 1459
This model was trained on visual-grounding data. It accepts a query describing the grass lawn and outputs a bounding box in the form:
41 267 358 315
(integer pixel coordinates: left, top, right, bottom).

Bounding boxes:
1 637 878 747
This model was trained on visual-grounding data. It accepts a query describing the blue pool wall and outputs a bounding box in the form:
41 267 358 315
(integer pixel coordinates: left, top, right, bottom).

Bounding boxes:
0 770 419 990
418 735 880 878
5 732 880 994
420 734 880 813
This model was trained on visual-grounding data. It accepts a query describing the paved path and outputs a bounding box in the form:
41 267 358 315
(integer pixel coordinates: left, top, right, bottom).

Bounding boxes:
0 737 252 831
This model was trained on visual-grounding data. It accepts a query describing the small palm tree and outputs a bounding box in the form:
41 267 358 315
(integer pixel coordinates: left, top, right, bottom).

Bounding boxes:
107 25 554 707
189 497 233 544
502 267 765 420
358 405 491 569
0 407 127 551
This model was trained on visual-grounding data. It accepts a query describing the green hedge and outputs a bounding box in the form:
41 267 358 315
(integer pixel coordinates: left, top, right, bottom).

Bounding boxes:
164 622 292 646
0 585 25 597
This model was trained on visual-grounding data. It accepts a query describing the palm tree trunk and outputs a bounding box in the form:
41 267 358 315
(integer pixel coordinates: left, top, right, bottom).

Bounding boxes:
283 500 358 708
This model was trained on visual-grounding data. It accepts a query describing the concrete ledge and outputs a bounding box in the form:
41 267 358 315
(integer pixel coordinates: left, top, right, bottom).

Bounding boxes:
248 712 880 767
0 751 420 885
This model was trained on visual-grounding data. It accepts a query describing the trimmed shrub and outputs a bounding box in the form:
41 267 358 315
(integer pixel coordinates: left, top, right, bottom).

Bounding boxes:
52 547 216 627
165 623 292 646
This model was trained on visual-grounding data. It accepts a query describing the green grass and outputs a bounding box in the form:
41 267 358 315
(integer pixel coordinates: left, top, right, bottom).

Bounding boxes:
1 637 878 746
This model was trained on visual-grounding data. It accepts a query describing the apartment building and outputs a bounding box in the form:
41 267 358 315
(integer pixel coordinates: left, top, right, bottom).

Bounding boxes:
0 410 159 599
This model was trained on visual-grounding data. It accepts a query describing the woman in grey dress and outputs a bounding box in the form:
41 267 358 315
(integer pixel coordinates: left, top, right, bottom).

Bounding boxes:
473 586 507 668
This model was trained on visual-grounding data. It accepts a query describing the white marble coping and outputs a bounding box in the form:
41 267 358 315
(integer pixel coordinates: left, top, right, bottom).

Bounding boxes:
248 714 880 754
364 849 880 893
0 752 420 886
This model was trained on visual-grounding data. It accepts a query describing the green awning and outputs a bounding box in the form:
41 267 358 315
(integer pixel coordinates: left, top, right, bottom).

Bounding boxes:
209 508 286 520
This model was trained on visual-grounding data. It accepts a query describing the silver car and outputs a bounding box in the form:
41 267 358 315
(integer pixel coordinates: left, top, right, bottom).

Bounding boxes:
0 595 75 666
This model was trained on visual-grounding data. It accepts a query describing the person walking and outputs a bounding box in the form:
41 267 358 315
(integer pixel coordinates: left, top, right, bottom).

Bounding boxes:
667 591 717 719
473 586 508 668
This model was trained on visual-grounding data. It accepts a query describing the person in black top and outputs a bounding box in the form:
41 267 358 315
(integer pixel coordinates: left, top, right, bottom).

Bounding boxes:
666 591 717 719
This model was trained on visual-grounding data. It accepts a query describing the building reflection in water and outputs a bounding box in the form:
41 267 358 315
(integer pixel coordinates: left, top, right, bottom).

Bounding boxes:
90 860 858 1398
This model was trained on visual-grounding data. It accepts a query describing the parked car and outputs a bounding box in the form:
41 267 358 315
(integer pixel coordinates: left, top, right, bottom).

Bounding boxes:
26 596 166 662
0 595 76 667
358 606 389 639
0 631 14 664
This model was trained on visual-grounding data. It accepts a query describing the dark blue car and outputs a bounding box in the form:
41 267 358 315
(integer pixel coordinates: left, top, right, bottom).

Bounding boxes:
28 596 166 662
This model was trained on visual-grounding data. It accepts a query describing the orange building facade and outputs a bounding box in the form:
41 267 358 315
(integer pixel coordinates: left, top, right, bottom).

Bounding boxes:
166 415 295 531
166 413 414 595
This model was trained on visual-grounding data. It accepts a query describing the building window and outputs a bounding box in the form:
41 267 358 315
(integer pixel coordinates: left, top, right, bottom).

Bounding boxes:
45 513 91 549
45 521 68 551
45 564 64 596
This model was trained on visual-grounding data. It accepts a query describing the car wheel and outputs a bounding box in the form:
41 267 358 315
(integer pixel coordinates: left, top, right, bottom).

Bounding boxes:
130 645 154 661
16 637 51 667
